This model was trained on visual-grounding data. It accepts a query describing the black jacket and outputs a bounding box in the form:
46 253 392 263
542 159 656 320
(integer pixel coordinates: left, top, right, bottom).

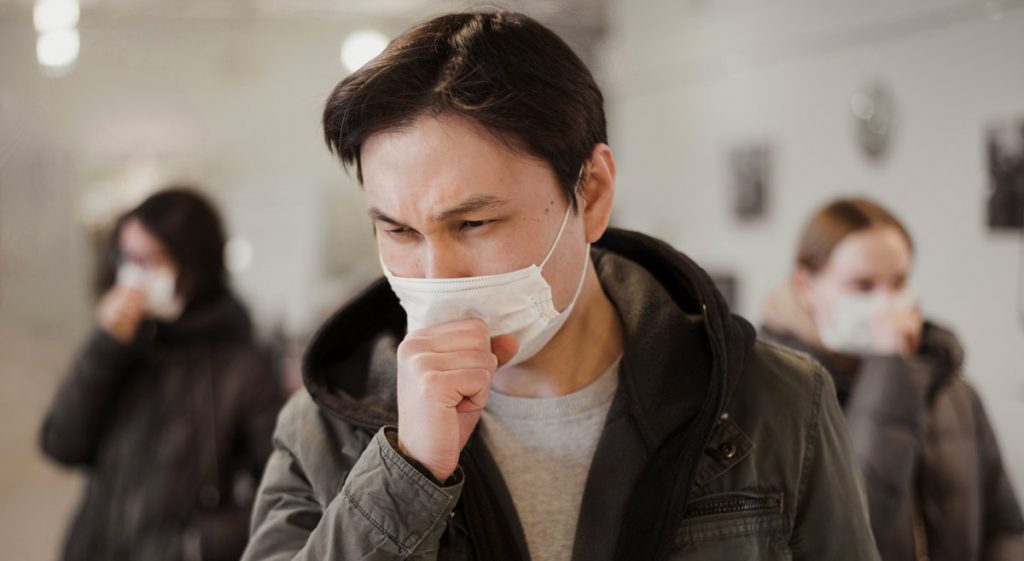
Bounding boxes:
41 293 285 561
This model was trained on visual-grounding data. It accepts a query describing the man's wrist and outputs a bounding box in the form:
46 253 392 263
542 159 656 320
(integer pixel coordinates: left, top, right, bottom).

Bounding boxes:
393 431 457 486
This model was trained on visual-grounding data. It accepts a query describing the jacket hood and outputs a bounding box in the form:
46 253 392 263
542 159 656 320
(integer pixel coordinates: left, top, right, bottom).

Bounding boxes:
151 290 254 344
761 280 823 348
302 228 756 448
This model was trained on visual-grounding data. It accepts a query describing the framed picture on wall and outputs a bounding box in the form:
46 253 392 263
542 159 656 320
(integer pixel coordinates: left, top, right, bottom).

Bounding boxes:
728 142 772 221
986 117 1024 231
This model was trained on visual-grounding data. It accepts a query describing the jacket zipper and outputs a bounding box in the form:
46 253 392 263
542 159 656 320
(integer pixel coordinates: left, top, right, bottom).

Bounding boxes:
685 493 783 519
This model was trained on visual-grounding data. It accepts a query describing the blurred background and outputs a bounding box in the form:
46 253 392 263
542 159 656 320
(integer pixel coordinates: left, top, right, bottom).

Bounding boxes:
1 0 1022 559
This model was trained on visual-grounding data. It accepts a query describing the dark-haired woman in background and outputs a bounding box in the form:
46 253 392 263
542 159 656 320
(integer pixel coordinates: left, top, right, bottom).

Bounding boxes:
761 197 1024 560
41 188 285 561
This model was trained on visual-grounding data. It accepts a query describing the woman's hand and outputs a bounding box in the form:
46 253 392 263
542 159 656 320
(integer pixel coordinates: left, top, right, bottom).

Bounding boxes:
97 285 146 344
871 303 922 358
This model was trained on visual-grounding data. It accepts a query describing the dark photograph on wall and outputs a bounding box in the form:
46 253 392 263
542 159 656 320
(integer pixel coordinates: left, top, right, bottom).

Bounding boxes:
729 142 771 221
986 118 1024 231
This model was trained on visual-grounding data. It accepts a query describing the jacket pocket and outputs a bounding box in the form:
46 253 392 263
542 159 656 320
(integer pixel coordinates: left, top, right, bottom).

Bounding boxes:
672 491 791 561
684 491 782 519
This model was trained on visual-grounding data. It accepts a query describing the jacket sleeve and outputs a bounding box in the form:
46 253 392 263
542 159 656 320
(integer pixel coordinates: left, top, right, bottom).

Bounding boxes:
239 349 286 472
196 349 287 561
242 395 463 561
39 328 138 466
970 387 1024 561
790 364 881 561
841 354 932 539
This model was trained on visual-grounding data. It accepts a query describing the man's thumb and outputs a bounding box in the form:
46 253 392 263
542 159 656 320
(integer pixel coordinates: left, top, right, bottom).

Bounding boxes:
491 334 519 367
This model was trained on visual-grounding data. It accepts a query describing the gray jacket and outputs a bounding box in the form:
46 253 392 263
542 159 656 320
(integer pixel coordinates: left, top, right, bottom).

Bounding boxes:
242 229 880 561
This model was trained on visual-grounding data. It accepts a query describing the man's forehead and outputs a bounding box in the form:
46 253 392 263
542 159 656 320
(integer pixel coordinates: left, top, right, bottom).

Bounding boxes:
363 114 505 164
363 128 552 210
365 168 510 217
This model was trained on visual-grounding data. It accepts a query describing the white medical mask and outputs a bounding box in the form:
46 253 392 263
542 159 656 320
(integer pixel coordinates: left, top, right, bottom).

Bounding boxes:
117 263 185 322
381 205 588 367
816 290 915 354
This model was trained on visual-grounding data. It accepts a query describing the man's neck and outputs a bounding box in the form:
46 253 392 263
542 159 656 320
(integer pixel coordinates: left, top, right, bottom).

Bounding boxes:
491 261 625 398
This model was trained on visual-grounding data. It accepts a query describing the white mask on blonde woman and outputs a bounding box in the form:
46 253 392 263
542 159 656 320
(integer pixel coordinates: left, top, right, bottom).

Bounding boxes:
816 291 915 355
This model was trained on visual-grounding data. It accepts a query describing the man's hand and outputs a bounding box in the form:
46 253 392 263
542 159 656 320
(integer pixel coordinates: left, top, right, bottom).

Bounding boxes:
396 318 517 482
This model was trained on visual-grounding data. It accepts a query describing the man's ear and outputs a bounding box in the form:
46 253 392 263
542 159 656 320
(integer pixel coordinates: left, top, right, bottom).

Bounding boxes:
578 143 616 244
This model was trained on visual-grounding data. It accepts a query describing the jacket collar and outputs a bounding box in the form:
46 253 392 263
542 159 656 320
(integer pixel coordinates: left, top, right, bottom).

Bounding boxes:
144 291 253 344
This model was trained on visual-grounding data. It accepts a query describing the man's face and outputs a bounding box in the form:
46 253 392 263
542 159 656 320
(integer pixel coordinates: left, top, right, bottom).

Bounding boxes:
361 113 591 312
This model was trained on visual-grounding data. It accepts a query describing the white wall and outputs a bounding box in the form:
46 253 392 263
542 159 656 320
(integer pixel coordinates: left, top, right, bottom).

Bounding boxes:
0 15 386 338
602 0 1024 492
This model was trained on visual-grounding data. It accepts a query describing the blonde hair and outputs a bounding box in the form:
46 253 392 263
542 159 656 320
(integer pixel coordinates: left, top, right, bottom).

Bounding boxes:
797 197 914 273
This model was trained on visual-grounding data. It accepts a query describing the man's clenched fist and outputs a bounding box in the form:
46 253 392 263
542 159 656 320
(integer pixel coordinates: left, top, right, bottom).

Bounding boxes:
396 318 517 482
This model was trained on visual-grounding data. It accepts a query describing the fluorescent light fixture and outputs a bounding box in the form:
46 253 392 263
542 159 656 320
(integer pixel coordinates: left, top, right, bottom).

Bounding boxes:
37 28 80 69
33 0 79 33
341 30 389 73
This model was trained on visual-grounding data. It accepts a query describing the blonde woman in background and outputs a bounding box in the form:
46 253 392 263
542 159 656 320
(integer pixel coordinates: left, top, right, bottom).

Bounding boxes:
762 197 1024 560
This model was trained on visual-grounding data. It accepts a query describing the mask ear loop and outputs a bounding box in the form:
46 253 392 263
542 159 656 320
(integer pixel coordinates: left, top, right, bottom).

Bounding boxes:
539 205 574 269
543 166 591 313
561 239 591 312
540 165 588 269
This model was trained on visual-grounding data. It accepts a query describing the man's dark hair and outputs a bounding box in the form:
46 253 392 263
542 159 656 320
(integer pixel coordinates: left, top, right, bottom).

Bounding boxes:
112 187 229 305
322 11 607 211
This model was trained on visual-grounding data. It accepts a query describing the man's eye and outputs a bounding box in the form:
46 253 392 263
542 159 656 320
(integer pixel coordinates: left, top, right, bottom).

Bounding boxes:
385 227 416 239
460 220 490 231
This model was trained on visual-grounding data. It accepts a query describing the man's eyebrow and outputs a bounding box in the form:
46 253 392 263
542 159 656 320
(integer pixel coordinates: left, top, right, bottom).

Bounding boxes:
433 194 510 221
367 195 511 227
367 208 406 227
